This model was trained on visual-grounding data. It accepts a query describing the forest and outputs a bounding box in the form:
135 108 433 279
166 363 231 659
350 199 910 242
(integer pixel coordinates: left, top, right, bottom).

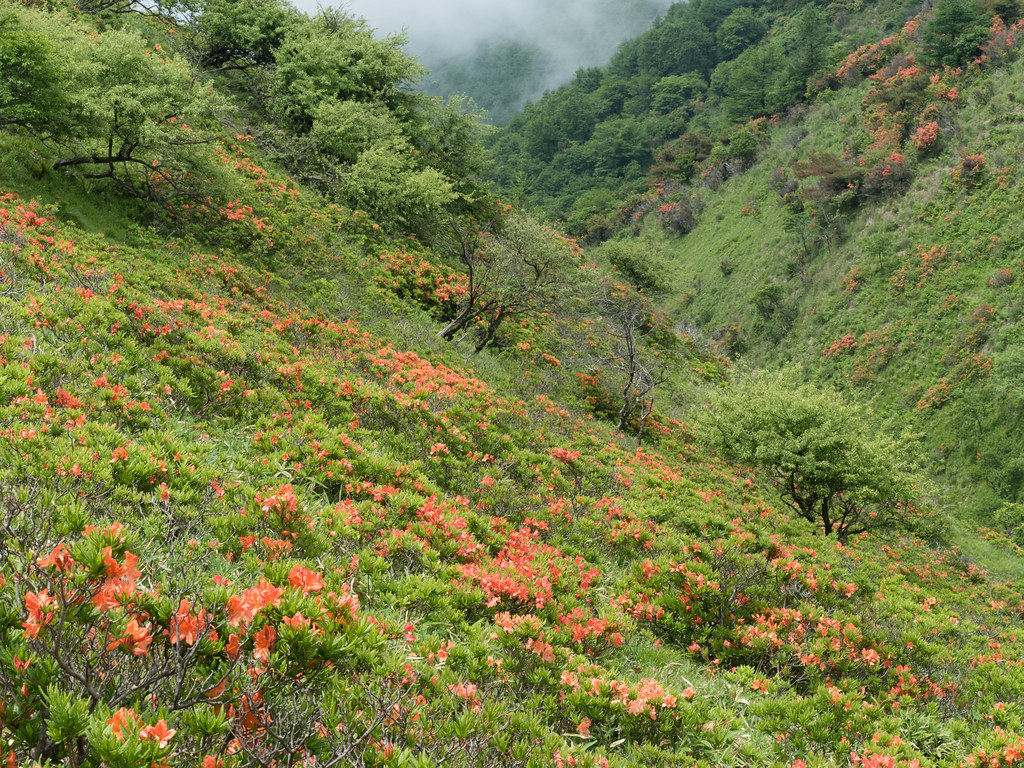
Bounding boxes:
2 0 1024 766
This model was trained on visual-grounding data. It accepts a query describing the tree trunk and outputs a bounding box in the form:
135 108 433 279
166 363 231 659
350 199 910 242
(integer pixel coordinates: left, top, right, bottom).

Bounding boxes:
438 302 480 341
473 310 506 354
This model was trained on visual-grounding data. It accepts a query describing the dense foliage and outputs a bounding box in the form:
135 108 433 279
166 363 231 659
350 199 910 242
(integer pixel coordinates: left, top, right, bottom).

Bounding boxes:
487 0 848 223
2 0 1024 767
701 370 922 541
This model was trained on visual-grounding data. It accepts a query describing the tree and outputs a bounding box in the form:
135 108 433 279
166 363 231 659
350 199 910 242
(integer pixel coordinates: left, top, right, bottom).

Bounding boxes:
306 97 458 236
49 26 221 204
650 73 707 115
0 11 78 139
581 116 650 177
922 0 990 67
777 7 832 104
601 238 673 296
635 18 715 77
718 44 785 121
716 7 767 59
272 12 423 132
592 284 670 443
701 370 923 541
188 0 298 69
437 213 587 353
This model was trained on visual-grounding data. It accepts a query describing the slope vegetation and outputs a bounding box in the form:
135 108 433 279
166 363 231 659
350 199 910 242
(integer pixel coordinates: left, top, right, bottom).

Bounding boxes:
2 2 1024 768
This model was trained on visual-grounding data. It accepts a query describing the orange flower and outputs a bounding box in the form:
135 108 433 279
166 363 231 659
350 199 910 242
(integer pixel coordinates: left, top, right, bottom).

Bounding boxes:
107 618 153 656
227 579 282 627
287 564 325 594
107 707 138 741
253 625 276 664
282 611 311 629
169 599 210 646
204 678 227 700
92 578 135 611
102 548 141 583
576 717 591 737
22 590 56 639
139 719 176 748
37 543 76 572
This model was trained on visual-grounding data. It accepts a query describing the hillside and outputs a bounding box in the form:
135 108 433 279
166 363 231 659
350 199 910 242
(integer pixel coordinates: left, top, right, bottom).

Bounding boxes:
490 0 1024 528
3 1 1024 768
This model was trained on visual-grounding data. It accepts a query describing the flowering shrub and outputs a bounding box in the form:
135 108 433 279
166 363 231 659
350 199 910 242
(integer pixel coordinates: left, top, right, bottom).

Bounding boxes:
912 120 940 152
863 151 911 197
949 153 988 189
655 198 699 234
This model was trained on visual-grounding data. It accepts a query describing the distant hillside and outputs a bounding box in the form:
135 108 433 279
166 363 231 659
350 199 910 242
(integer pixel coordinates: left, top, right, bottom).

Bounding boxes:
489 0 1024 527
487 0 926 220
3 1 1024 767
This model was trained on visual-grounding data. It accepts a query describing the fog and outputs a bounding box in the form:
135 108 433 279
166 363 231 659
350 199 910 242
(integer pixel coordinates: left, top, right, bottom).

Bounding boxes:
335 0 672 56
292 0 676 104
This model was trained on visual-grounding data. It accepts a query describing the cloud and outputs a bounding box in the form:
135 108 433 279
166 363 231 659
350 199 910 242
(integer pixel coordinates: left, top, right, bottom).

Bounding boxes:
296 0 675 64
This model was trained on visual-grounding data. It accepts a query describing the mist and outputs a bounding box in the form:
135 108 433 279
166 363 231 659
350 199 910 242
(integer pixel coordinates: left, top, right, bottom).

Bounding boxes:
292 0 677 119
340 0 673 57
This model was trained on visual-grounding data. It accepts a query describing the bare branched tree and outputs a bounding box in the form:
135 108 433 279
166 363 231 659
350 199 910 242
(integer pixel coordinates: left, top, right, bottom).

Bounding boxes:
592 285 671 445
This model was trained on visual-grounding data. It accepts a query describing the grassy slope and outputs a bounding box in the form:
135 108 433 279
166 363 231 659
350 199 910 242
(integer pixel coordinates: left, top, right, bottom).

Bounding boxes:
618 30 1024 526
3 10 1024 768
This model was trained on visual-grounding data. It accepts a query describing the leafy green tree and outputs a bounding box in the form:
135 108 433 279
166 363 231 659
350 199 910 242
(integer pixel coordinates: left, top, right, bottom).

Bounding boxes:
46 24 221 203
994 502 1024 545
563 188 620 242
272 12 422 131
310 99 401 164
581 116 650 177
635 18 716 77
777 7 832 104
691 0 751 33
414 94 495 217
651 73 707 115
333 138 456 236
718 44 785 120
601 238 673 296
189 0 298 68
0 11 77 139
702 370 923 541
922 0 990 66
306 94 492 236
716 7 767 59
